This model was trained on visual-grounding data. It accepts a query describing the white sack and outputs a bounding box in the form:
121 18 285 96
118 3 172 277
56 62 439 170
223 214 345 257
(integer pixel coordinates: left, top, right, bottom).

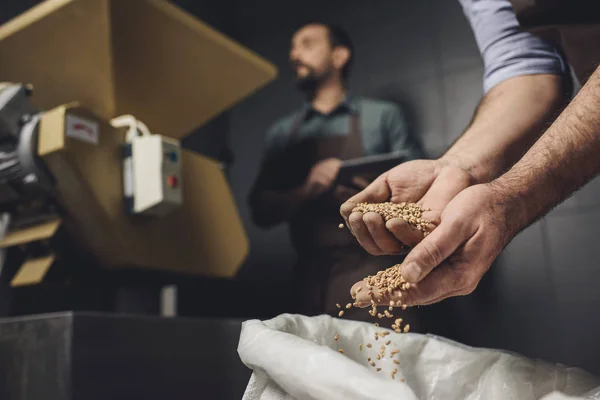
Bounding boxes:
238 314 600 400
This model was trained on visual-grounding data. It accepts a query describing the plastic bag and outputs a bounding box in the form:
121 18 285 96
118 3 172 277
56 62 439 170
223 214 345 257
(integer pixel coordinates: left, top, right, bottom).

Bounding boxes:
238 314 600 400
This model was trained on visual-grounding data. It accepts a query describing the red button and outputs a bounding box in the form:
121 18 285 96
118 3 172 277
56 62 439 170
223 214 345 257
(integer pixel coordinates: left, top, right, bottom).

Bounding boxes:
167 175 178 188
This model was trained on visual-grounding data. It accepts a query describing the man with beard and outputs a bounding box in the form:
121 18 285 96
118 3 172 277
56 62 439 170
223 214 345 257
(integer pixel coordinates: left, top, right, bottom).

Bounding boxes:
248 22 424 317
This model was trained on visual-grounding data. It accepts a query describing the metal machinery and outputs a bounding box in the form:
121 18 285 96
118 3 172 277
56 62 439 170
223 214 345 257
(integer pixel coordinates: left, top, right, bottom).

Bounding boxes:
0 0 277 298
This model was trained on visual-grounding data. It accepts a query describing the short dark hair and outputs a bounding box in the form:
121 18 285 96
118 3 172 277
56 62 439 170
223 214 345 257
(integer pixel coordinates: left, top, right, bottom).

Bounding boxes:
302 22 354 82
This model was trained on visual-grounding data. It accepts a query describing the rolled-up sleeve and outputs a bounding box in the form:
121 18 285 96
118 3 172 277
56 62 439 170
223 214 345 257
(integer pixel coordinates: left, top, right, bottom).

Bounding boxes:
458 0 567 93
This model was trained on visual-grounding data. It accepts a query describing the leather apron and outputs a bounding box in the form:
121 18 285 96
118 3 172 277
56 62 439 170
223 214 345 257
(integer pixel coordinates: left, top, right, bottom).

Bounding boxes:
285 108 408 322
509 0 600 85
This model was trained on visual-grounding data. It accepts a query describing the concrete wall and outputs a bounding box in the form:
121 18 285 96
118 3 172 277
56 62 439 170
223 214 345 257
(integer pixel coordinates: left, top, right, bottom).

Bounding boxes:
225 0 600 376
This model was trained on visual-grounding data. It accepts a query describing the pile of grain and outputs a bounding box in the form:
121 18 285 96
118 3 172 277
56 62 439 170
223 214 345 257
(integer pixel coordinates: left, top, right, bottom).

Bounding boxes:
334 201 433 381
351 202 433 236
334 265 412 379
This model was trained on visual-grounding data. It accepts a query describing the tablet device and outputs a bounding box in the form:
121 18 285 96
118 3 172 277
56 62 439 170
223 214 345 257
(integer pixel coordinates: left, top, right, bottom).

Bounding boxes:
335 151 411 187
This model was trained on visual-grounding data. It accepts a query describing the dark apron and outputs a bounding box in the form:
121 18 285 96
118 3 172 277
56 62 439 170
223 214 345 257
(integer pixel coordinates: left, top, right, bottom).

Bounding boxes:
509 0 600 84
284 110 410 322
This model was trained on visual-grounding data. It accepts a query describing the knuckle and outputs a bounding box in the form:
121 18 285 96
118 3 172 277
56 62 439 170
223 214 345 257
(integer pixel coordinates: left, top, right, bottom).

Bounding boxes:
456 273 478 295
360 240 382 256
362 212 381 228
416 242 444 268
348 213 363 227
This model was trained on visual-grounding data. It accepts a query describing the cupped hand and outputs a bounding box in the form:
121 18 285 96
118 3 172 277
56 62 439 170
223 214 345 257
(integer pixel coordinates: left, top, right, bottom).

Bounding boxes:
351 183 521 307
340 159 473 255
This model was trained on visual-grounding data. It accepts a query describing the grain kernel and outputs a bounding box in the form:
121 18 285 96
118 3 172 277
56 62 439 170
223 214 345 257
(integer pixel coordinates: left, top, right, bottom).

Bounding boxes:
376 368 382 372
346 303 352 309
385 340 391 345
336 303 341 309
393 359 400 365
338 349 344 354
338 310 344 317
369 361 376 367
338 223 344 229
366 343 372 348
404 324 410 333
359 344 363 351
334 334 339 341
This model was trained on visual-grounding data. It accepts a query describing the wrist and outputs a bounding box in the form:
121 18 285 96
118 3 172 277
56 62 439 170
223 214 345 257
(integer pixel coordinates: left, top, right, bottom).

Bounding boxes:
437 153 491 184
485 176 531 238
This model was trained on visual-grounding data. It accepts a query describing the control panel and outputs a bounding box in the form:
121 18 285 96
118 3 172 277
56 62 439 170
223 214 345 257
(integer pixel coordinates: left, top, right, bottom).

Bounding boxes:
123 134 182 217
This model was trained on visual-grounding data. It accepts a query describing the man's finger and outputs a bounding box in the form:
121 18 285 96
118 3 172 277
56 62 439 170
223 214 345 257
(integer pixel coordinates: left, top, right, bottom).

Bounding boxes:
399 261 471 306
400 218 469 283
340 175 390 223
420 167 471 212
386 218 423 248
348 212 385 255
350 281 390 308
363 212 405 254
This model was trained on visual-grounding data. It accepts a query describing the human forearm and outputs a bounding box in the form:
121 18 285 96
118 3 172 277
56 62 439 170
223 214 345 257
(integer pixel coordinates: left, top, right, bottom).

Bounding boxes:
490 66 600 234
440 74 566 183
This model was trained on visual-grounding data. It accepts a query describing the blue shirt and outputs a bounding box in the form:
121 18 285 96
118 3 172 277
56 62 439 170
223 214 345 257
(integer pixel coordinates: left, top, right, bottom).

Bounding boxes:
459 0 567 93
262 96 424 161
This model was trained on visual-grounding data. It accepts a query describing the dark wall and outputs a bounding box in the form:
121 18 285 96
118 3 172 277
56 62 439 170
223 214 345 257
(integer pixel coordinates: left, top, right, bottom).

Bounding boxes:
224 0 600 377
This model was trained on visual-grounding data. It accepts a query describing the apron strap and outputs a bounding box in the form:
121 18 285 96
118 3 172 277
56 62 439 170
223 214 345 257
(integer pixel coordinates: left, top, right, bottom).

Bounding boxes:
286 103 363 158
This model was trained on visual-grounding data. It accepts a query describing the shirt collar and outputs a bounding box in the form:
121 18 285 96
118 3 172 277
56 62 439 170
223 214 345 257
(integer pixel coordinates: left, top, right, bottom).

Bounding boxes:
301 94 358 120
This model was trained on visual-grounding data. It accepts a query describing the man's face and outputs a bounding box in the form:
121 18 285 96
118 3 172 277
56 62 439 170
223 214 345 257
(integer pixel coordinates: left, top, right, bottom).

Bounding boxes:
289 24 335 90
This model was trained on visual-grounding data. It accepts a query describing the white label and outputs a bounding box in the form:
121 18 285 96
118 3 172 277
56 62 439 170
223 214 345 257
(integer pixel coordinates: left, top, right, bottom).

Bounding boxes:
66 114 99 145
123 157 133 197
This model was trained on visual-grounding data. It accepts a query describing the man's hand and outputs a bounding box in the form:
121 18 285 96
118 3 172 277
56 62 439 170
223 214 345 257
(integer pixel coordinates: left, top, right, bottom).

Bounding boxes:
304 158 342 199
340 159 473 255
351 183 518 307
331 176 370 203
